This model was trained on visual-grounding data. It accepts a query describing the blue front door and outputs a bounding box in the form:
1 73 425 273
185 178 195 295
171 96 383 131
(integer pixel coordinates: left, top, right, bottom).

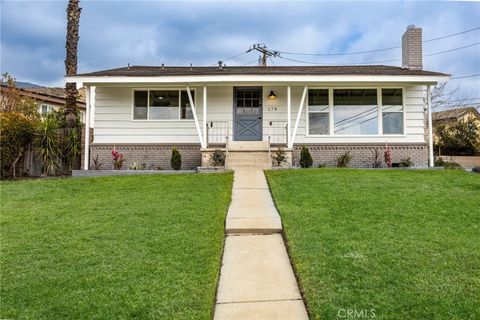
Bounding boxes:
234 87 263 141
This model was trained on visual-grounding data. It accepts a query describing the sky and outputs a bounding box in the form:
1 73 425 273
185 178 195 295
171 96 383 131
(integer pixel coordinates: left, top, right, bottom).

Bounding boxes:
1 0 480 104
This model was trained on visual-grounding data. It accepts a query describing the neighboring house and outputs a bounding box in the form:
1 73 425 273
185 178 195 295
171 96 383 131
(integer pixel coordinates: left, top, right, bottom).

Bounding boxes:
67 25 449 170
1 85 87 122
432 106 480 128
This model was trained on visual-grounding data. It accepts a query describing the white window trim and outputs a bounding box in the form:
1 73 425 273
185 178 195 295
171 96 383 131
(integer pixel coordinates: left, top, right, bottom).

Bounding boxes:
305 86 407 138
305 88 330 136
131 88 196 122
381 87 405 135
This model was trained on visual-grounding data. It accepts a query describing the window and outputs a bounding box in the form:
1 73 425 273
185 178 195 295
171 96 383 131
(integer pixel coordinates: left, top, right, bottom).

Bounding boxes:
333 89 378 135
40 104 53 117
236 89 261 115
133 89 194 120
308 89 329 135
382 89 403 134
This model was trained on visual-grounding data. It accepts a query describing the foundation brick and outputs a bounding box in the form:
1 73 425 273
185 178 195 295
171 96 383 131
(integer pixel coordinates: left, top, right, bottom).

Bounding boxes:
89 144 202 170
293 144 428 168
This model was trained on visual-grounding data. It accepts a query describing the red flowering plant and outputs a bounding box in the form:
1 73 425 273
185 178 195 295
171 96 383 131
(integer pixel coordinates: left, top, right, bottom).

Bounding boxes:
111 149 124 170
384 145 392 168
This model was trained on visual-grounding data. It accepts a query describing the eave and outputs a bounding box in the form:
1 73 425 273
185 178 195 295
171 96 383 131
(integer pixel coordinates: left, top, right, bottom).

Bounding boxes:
65 74 450 87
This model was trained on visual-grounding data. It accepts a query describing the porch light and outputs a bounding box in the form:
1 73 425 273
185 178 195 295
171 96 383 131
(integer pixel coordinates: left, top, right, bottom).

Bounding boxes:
268 90 277 100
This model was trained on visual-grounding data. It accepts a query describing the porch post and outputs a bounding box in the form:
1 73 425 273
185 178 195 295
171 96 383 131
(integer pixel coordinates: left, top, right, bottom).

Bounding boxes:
287 85 291 147
203 85 207 148
186 86 205 148
427 85 434 167
290 85 308 148
83 85 90 170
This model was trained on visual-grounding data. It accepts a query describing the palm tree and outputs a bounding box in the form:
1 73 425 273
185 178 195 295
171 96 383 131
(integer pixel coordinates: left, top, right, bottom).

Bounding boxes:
65 0 81 128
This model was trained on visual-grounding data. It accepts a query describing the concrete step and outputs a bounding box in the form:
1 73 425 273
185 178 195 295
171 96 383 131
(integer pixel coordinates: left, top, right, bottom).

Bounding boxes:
226 163 272 170
226 151 272 170
227 140 270 150
226 217 282 234
226 159 271 166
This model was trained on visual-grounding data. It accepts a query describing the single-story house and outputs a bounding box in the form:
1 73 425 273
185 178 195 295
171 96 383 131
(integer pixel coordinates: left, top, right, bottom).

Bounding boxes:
433 106 480 127
67 25 449 170
0 85 87 122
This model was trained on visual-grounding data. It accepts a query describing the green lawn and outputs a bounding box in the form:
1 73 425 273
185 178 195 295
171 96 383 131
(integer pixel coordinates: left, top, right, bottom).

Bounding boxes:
266 169 480 320
1 173 233 320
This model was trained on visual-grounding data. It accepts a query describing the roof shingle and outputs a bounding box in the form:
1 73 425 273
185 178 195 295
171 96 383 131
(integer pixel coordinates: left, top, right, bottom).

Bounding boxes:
75 65 448 77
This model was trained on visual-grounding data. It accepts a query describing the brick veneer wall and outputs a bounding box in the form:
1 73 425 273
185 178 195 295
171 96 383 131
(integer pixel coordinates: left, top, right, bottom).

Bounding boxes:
89 144 202 170
293 144 428 168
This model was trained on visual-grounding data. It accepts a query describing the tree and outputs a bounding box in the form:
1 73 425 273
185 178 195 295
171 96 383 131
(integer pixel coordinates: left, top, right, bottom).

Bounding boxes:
65 0 81 128
435 118 480 156
1 73 39 118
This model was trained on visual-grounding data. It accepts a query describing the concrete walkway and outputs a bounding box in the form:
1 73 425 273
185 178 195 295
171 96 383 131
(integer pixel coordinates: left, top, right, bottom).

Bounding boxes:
214 169 308 320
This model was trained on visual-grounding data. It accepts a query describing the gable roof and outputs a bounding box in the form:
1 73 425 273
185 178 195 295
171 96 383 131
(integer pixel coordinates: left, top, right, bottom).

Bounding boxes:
75 65 448 77
0 84 86 107
433 107 480 121
26 87 86 103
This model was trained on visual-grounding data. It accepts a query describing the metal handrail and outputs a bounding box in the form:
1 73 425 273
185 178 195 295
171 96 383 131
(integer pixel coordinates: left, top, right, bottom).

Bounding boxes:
206 121 229 148
267 120 288 145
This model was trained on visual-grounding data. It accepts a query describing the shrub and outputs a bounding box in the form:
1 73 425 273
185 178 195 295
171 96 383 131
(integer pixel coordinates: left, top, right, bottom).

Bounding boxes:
443 161 462 169
434 157 445 167
318 163 327 168
35 115 61 176
128 162 146 170
111 149 124 170
0 112 38 179
370 149 382 168
0 74 40 179
62 127 81 171
399 157 414 168
336 151 352 168
384 146 392 168
210 149 226 166
50 108 83 129
272 147 287 166
299 146 313 168
171 147 182 170
91 155 103 170
472 166 480 173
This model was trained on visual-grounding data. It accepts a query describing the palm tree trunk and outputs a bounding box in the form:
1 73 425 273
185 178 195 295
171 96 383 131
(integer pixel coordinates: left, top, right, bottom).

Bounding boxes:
65 0 81 128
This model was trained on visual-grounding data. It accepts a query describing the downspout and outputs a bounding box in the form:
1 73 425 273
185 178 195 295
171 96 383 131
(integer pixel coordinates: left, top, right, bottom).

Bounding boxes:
427 85 434 167
83 86 90 170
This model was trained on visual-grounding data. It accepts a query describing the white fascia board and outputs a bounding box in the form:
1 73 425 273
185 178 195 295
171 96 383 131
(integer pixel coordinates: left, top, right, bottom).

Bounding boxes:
65 74 449 86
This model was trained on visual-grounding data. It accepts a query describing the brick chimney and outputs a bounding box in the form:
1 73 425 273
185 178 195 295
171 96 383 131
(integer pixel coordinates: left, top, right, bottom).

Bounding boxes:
402 25 422 70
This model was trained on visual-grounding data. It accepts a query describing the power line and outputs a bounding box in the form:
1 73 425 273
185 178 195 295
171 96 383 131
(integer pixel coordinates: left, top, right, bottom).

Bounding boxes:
269 56 276 66
424 42 480 57
279 26 480 56
424 27 480 43
221 51 248 62
243 58 259 66
278 55 400 65
450 73 480 80
439 102 480 107
440 97 480 102
277 42 480 65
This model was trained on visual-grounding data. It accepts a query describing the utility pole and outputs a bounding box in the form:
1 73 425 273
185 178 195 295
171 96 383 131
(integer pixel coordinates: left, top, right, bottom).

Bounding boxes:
247 44 279 66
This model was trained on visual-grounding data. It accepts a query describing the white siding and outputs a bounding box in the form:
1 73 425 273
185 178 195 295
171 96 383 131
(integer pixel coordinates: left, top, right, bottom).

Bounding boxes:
93 84 426 144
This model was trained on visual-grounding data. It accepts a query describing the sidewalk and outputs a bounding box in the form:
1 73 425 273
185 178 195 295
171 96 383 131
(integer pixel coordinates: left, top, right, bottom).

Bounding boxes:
214 169 308 320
